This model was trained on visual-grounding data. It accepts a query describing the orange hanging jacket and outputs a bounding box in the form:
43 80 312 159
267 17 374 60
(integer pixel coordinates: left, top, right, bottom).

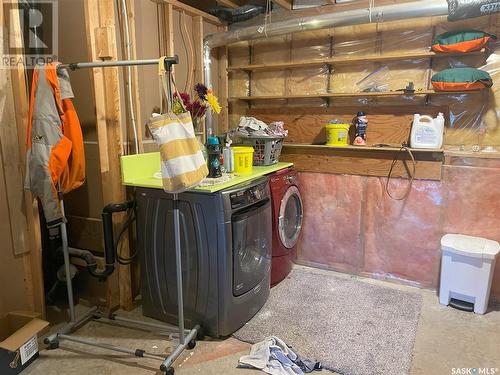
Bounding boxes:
25 63 85 227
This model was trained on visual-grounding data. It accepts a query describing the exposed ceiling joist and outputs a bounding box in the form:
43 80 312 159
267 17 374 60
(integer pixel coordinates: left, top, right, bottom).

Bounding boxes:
151 0 222 25
217 0 240 8
273 0 292 10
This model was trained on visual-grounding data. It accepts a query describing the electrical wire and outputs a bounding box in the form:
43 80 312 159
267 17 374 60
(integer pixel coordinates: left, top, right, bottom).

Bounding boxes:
385 144 416 201
118 0 140 155
178 11 194 93
264 0 272 38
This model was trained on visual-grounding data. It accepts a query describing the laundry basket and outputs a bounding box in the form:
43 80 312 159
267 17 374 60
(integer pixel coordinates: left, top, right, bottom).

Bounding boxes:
240 136 284 166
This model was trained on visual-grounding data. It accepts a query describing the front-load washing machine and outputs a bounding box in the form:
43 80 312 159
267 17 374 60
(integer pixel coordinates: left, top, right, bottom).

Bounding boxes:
136 177 271 337
269 168 303 286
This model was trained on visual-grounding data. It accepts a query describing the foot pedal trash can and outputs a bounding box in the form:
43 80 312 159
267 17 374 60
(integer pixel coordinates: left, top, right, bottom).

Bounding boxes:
440 234 500 314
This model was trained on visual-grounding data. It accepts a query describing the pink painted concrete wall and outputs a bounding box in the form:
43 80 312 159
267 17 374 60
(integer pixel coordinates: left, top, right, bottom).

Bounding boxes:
296 157 500 302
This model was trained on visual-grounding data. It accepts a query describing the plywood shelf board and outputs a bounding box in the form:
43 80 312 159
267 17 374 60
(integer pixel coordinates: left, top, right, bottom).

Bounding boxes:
227 49 486 72
230 90 480 100
285 143 443 154
247 105 449 147
280 147 442 180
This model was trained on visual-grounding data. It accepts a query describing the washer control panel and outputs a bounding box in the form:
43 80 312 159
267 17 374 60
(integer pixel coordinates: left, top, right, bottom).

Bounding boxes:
230 182 268 209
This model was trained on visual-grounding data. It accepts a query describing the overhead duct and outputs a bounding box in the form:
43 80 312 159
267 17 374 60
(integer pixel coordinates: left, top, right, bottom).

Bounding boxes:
205 0 448 49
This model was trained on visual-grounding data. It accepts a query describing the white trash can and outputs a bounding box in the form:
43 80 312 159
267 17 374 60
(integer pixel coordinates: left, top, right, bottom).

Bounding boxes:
439 234 500 314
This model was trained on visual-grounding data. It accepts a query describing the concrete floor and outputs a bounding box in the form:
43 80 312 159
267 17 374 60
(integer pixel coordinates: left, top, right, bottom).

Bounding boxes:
24 266 500 375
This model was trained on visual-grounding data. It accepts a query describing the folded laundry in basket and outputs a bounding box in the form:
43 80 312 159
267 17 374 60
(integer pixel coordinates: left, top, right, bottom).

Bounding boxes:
238 336 322 375
239 116 268 132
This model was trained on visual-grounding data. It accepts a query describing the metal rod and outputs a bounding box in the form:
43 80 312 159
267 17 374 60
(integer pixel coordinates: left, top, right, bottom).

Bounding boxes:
58 334 166 361
172 193 185 345
59 185 76 324
58 56 179 71
94 312 189 333
160 326 199 372
45 306 98 346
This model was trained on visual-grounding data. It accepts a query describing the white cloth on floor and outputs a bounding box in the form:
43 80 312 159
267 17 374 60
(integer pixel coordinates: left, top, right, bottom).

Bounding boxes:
239 336 304 375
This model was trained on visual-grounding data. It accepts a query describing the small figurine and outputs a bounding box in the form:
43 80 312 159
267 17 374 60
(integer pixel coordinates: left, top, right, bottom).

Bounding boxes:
353 111 368 145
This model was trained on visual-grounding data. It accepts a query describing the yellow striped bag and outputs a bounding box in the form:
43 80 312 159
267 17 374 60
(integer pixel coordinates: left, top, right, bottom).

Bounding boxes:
147 57 208 193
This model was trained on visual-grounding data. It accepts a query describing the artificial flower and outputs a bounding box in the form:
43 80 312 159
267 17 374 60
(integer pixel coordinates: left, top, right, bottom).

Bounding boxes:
194 83 208 101
172 97 185 115
190 100 207 120
175 92 191 107
205 89 221 114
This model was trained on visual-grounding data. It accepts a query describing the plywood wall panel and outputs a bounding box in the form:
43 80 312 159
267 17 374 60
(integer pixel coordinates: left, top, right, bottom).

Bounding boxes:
378 18 433 54
228 41 249 66
291 29 331 61
251 36 290 64
332 23 378 56
289 67 329 95
251 70 286 96
248 106 448 146
330 63 375 92
384 59 428 91
228 71 249 97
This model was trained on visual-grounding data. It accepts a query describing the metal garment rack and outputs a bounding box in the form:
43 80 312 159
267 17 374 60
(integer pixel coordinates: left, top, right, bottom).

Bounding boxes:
45 56 199 375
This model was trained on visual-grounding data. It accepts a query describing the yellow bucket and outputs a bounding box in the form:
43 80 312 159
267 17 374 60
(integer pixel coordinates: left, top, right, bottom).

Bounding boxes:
325 123 350 146
233 146 254 174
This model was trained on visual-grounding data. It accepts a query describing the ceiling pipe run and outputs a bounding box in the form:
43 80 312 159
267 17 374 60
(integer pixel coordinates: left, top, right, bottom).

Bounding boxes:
205 0 448 49
203 0 449 133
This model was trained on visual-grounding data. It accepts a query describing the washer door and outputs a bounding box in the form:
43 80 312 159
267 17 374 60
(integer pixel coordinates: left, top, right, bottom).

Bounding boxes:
278 186 303 249
232 199 272 297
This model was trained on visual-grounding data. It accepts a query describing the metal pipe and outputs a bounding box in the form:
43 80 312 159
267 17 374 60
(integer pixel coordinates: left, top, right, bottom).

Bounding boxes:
94 312 190 333
58 56 179 71
172 193 185 345
205 0 448 49
45 306 98 346
203 0 449 133
203 44 213 134
160 325 199 372
59 186 76 324
58 334 166 361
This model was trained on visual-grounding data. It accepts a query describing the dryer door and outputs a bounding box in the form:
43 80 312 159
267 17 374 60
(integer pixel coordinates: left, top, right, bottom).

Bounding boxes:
279 186 303 249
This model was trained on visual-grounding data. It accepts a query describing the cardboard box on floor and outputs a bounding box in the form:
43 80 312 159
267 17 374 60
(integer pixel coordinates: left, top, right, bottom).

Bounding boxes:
0 311 49 375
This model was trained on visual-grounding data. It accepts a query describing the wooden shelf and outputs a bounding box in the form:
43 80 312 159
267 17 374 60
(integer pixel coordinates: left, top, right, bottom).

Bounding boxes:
230 90 481 101
444 150 500 159
284 143 443 154
280 143 444 180
227 50 486 72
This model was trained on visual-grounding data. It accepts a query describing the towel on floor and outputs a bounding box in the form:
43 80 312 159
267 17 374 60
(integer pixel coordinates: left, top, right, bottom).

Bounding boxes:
238 336 321 375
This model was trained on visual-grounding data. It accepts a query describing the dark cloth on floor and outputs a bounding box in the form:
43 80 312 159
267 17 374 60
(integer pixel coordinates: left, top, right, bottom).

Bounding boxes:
238 336 322 375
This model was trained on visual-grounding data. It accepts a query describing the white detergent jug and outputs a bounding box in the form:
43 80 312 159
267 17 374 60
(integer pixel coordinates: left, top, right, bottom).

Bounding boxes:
410 113 444 149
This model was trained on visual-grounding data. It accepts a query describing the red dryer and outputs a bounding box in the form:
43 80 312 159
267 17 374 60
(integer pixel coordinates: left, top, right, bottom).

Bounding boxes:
269 168 303 286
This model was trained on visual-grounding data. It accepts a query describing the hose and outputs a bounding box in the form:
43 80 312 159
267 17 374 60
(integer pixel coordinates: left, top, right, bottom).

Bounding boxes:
385 144 416 201
114 204 138 265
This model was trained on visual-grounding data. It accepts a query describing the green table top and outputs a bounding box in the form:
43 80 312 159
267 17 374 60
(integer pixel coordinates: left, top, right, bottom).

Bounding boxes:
121 152 293 193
